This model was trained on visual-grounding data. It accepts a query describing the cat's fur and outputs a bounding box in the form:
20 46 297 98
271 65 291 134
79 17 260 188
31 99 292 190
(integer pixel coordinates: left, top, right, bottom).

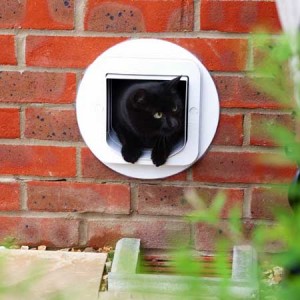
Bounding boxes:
112 76 184 166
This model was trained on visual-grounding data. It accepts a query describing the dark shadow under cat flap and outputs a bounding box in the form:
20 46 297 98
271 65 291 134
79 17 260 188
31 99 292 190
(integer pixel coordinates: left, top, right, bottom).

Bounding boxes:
106 74 188 166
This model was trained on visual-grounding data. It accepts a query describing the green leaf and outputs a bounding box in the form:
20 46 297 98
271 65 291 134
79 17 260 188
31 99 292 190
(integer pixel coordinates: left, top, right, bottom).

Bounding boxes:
210 193 226 215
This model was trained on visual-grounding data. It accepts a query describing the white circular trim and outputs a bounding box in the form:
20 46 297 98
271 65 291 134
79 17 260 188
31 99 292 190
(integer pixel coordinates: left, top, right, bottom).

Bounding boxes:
76 39 219 179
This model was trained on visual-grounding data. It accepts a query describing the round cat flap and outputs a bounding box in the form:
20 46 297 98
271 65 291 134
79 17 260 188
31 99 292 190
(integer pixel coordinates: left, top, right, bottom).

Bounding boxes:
76 38 220 179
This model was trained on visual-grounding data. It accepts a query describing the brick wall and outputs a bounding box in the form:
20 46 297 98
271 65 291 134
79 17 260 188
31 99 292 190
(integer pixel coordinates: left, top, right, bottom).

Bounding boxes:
0 0 295 251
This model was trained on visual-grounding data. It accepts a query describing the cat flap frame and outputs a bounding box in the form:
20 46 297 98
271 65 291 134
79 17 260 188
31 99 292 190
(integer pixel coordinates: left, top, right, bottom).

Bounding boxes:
76 39 220 179
78 56 201 166
106 74 192 164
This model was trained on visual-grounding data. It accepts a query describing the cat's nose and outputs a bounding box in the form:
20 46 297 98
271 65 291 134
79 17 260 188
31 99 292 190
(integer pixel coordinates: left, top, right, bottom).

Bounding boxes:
167 117 179 129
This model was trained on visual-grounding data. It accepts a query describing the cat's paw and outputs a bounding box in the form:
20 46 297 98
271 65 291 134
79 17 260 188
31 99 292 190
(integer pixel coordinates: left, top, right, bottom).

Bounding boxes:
121 145 142 164
151 150 167 167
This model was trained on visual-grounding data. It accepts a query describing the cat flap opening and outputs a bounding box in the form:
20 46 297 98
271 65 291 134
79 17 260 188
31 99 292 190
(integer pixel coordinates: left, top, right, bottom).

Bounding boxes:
106 74 189 161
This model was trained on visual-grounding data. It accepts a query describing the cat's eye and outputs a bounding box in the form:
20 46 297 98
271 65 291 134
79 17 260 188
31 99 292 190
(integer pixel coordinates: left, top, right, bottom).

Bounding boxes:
172 105 178 112
153 112 163 119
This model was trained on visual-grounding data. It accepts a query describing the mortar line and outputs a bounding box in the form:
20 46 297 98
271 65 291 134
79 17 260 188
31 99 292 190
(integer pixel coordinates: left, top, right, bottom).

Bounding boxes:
0 174 285 190
243 113 251 146
0 210 189 222
0 65 248 75
0 103 28 109
0 210 83 218
19 104 26 139
187 167 193 181
79 213 196 222
0 28 251 39
75 0 86 32
20 181 28 211
220 107 294 115
0 138 85 147
0 177 19 183
0 67 253 76
79 219 88 247
10 103 77 110
0 209 278 226
243 187 252 219
209 144 288 153
76 147 82 178
0 65 83 73
247 33 254 71
15 32 26 67
195 0 201 32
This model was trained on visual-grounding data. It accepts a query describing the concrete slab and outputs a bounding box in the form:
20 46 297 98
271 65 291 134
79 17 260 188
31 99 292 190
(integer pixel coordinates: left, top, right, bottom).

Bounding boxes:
0 249 107 300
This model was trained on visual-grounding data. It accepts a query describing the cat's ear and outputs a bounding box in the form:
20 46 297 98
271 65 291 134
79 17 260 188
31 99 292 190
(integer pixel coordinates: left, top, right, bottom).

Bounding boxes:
131 89 146 107
166 76 182 92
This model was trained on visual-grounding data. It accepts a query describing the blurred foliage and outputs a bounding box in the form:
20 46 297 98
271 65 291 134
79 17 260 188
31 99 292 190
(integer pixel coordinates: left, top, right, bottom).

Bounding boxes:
166 31 300 299
129 31 300 299
0 236 17 249
251 33 294 106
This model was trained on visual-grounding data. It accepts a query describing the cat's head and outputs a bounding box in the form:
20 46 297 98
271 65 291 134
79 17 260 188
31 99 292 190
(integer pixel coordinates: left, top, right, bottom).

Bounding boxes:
128 76 184 136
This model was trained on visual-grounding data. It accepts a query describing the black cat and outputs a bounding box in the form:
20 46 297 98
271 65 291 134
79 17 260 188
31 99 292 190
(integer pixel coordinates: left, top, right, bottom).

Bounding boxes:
112 76 184 167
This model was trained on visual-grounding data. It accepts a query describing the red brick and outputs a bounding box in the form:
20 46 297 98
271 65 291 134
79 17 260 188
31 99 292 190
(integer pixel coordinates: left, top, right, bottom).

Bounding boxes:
252 39 291 74
81 147 187 181
26 36 247 71
0 35 16 65
87 218 190 249
0 216 79 247
0 108 20 138
0 145 76 177
194 221 233 251
0 72 76 104
243 220 284 252
195 220 263 251
25 108 81 141
162 170 188 181
251 186 291 219
250 113 295 147
0 0 74 30
137 185 244 217
213 75 284 109
201 0 281 33
0 183 20 211
27 181 130 214
213 114 244 146
193 151 296 184
85 0 193 32
168 38 248 72
26 36 125 68
81 148 129 180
